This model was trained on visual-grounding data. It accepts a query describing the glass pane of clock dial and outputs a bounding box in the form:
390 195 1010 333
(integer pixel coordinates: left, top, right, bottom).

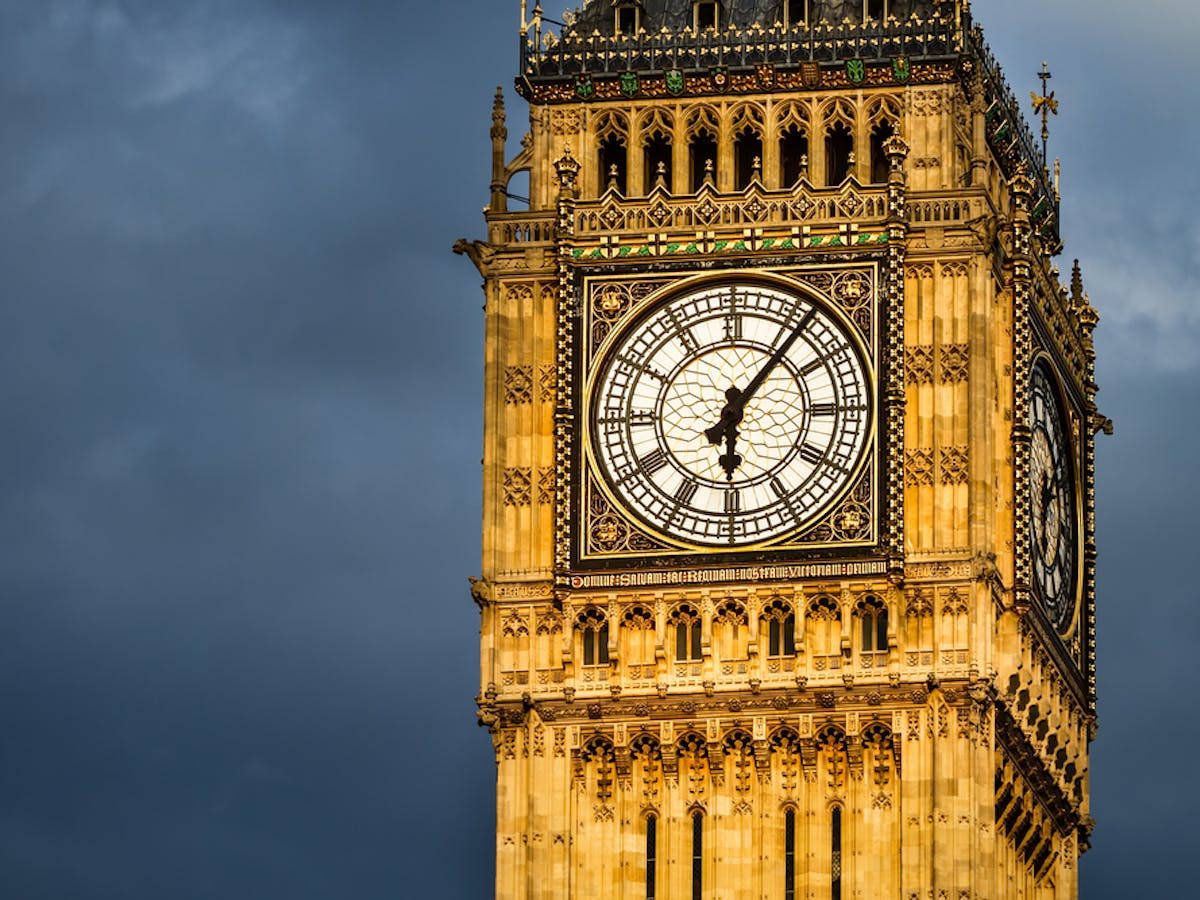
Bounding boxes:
1029 362 1078 632
591 282 871 547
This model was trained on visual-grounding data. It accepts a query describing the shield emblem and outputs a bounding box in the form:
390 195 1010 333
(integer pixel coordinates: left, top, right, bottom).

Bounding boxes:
710 66 728 92
892 56 911 83
755 63 776 89
620 71 640 97
801 62 820 88
846 59 866 85
575 74 595 100
665 68 685 95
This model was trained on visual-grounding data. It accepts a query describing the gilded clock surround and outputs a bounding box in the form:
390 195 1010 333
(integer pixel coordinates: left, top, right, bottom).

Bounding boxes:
459 4 1102 899
576 267 884 565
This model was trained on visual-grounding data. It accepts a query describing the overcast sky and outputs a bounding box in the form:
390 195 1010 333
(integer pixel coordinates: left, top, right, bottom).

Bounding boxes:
0 1 1195 897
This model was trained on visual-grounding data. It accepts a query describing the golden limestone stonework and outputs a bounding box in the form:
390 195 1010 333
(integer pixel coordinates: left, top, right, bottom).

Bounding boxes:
457 3 1102 898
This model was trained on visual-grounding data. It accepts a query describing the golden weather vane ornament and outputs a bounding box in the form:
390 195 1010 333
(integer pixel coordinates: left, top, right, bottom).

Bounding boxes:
1031 61 1059 166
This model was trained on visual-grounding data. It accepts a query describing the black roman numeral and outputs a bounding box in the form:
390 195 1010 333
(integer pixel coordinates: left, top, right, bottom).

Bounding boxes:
810 402 837 416
639 449 668 475
724 314 743 341
799 442 825 465
674 480 699 505
725 490 741 514
629 411 656 427
799 358 824 377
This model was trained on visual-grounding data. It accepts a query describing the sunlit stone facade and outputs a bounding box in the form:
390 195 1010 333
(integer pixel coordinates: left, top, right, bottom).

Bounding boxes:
458 3 1100 898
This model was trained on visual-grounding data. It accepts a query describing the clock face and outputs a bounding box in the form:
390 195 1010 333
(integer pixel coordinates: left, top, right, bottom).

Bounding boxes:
589 281 872 547
1029 362 1078 632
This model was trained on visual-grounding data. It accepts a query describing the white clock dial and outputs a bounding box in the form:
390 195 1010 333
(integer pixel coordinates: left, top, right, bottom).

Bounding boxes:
589 281 872 547
1029 361 1078 632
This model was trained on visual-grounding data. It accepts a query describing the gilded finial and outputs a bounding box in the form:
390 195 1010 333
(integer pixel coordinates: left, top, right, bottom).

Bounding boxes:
1031 62 1059 166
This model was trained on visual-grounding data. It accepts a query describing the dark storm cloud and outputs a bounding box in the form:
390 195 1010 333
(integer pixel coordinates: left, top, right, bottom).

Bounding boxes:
0 1 1194 897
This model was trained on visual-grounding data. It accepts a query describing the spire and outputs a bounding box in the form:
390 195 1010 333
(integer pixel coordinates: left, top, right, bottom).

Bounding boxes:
490 87 508 213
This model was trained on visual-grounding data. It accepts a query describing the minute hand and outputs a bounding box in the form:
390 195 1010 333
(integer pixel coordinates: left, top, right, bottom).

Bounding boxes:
739 306 817 406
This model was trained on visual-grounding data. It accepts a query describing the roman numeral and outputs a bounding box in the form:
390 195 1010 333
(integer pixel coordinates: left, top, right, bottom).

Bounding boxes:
799 358 824 376
799 443 825 465
639 449 668 475
725 490 741 514
810 402 837 416
629 411 656 427
724 314 743 341
770 477 789 498
674 480 698 505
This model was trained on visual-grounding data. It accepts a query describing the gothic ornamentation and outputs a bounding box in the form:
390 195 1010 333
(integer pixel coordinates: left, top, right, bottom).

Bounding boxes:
905 449 935 487
503 467 533 506
504 365 533 405
940 344 970 383
906 345 934 384
940 446 969 485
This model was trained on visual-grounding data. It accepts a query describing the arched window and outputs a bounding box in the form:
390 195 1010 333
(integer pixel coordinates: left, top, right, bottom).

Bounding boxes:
689 129 718 192
734 126 763 189
869 120 896 184
831 806 843 900
579 609 610 667
694 1 718 31
644 131 672 193
764 599 796 658
825 121 854 185
808 595 842 661
691 810 704 900
714 599 748 662
858 597 888 653
622 605 656 668
785 807 797 900
865 0 886 23
672 605 703 661
599 133 628 195
786 1 808 28
646 813 658 899
780 125 809 188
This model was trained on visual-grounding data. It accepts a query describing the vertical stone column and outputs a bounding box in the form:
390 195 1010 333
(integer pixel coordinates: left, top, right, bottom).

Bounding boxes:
883 135 910 579
1008 168 1036 615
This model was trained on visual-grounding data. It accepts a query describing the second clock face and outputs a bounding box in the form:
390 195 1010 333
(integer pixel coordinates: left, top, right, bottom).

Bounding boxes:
1029 361 1078 632
589 281 872 547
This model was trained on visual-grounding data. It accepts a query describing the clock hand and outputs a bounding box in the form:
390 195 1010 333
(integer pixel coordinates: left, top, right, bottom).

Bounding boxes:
703 306 818 448
1038 473 1054 553
717 412 743 482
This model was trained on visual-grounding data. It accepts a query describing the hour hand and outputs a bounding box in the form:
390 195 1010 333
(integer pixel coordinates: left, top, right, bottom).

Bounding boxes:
718 429 742 481
704 387 745 445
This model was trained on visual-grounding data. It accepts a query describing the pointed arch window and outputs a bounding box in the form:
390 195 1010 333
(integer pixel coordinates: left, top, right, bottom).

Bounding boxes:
865 0 886 23
599 133 628 195
831 806 843 900
579 609 610 667
646 813 658 899
689 129 717 192
691 810 704 900
673 605 703 662
785 807 797 900
859 600 888 653
786 1 808 28
764 599 797 658
869 120 896 184
734 126 763 189
825 121 854 185
780 125 809 188
644 131 672 194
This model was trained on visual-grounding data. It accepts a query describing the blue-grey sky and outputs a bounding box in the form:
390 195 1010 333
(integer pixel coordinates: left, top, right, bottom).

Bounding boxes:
0 1 1194 897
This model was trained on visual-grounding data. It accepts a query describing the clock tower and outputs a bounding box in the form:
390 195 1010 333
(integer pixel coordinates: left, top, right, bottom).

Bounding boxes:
457 2 1102 898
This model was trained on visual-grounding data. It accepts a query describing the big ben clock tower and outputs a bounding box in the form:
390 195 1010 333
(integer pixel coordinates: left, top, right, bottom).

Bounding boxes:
456 2 1102 898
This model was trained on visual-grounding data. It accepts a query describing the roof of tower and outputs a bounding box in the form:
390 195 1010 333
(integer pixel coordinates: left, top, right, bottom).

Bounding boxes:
568 0 943 35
